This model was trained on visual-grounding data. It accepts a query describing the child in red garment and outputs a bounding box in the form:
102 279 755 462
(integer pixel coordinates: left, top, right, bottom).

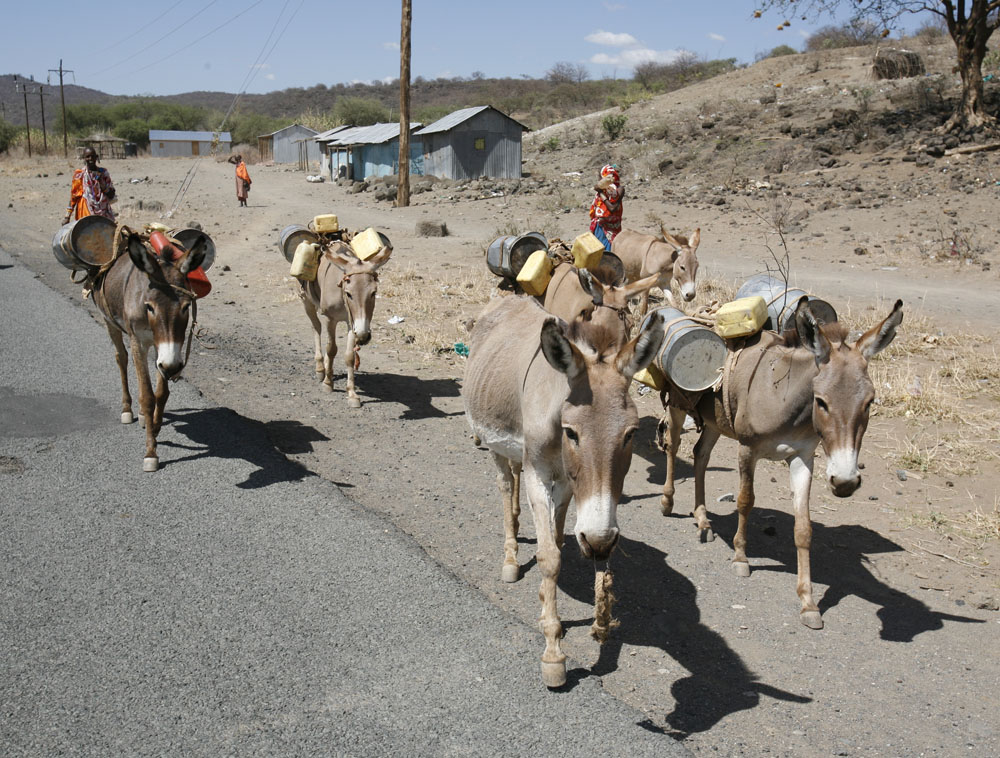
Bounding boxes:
588 164 624 251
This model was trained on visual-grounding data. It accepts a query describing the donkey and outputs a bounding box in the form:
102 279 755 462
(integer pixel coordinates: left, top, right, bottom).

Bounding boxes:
658 297 903 629
612 227 701 316
464 296 664 687
299 241 392 407
542 261 660 342
92 230 208 472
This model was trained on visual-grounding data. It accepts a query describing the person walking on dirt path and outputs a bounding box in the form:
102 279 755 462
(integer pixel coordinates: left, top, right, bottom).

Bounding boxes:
62 147 116 225
588 163 624 252
229 154 251 207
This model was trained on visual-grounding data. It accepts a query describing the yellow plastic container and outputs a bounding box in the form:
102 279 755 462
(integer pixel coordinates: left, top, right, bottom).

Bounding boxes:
715 296 768 339
313 214 339 233
290 241 320 281
571 232 605 270
351 227 384 260
516 249 553 296
633 363 666 391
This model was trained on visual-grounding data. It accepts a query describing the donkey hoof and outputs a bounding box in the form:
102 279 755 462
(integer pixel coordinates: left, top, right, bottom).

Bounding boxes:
501 563 520 583
800 610 824 630
321 382 333 393
142 456 159 473
699 527 716 543
138 415 146 428
121 412 134 424
541 661 567 689
733 561 751 578
659 495 674 516
347 396 361 408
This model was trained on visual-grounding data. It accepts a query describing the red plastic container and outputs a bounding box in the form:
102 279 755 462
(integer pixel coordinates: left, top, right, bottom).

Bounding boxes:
186 266 212 298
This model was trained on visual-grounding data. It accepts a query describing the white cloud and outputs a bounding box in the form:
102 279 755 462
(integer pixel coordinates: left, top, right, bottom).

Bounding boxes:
585 30 639 47
265 73 276 80
708 33 725 42
383 41 399 51
591 47 686 68
603 2 626 10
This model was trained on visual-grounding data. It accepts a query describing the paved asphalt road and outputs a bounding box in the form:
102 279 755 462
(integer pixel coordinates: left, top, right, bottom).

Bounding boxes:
0 249 691 756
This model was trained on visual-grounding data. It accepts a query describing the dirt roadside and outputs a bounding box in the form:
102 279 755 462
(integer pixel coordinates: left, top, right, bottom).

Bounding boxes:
2 150 997 756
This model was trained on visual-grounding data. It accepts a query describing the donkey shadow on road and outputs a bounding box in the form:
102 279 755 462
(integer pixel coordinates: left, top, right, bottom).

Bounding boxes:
706 507 986 642
557 535 811 738
338 370 463 421
155 407 326 490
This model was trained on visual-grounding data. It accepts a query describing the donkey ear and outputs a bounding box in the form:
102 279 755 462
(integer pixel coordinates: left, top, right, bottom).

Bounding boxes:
576 267 604 305
540 317 584 378
794 296 832 366
621 272 660 301
324 242 356 270
127 235 160 276
617 311 665 379
688 228 701 252
856 299 903 359
661 229 683 251
178 234 208 275
366 245 393 269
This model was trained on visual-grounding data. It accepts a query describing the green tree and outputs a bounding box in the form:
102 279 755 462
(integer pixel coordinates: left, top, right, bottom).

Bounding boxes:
0 119 17 153
333 97 390 125
755 1 1000 131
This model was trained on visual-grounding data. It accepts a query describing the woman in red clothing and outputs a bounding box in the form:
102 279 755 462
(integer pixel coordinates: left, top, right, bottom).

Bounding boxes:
228 154 252 207
588 163 624 252
62 147 116 225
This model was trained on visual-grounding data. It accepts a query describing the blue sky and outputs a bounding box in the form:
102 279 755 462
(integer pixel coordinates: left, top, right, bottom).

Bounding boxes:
4 1 927 96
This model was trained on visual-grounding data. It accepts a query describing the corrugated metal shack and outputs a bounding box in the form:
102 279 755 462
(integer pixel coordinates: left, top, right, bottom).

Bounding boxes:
257 123 321 165
317 122 424 180
414 106 527 180
148 130 232 158
315 125 354 177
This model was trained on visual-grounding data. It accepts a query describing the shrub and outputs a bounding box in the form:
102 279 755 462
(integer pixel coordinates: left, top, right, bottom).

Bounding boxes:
333 97 390 126
805 21 881 51
601 113 628 140
767 45 798 58
0 119 17 153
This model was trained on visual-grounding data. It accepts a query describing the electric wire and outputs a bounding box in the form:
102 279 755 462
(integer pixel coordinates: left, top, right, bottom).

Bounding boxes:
100 0 187 54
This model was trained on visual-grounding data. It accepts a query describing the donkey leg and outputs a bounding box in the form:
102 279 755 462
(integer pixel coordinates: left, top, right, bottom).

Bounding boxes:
302 299 325 378
130 338 159 472
344 328 361 408
493 453 522 583
692 425 721 542
789 455 822 629
106 325 134 424
524 466 567 688
321 315 338 392
659 405 686 515
731 445 757 576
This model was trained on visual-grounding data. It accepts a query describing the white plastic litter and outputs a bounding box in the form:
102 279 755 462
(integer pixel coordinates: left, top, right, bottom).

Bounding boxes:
388 315 405 325
306 175 325 183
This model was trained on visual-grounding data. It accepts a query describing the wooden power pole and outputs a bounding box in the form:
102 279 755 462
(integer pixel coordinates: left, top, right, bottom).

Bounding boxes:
14 76 31 157
38 85 49 153
397 0 411 207
48 60 73 158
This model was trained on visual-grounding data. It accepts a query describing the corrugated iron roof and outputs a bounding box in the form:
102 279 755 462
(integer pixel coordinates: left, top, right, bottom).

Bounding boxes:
414 106 527 135
321 122 422 146
148 130 232 142
314 125 354 141
261 123 318 138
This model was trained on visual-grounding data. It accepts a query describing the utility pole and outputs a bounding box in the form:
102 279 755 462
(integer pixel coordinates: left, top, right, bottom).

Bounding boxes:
397 0 411 208
38 85 49 152
14 76 31 157
48 60 73 158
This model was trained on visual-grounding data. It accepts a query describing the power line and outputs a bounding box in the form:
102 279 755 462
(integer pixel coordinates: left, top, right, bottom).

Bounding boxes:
100 0 187 54
88 0 220 79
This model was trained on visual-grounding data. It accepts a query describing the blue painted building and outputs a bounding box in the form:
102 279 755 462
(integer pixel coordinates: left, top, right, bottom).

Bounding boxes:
316 122 423 180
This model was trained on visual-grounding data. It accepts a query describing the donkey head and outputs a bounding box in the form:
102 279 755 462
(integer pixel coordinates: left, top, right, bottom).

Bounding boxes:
540 310 665 560
128 233 208 378
795 297 903 498
326 242 393 345
660 226 700 302
575 267 661 341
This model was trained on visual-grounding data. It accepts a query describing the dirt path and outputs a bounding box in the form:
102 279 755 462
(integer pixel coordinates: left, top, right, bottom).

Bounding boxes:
2 154 998 756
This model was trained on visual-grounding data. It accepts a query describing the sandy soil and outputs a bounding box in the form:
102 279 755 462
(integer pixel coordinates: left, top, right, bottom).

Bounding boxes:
2 41 999 757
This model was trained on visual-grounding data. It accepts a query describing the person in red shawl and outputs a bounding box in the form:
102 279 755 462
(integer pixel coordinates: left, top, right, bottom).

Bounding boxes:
228 154 252 207
62 147 116 225
588 163 624 252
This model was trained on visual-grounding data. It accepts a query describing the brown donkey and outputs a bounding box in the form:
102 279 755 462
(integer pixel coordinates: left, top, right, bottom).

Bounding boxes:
658 298 903 629
612 226 701 315
299 241 392 407
93 231 208 472
464 296 664 687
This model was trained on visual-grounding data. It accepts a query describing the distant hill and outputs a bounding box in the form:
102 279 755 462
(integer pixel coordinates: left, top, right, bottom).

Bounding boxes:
0 74 116 128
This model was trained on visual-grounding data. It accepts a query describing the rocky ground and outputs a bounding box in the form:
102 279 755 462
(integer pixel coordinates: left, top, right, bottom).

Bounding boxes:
2 36 998 757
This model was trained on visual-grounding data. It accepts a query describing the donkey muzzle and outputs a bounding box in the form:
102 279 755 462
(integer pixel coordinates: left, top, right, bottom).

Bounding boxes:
577 528 620 561
156 341 186 378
